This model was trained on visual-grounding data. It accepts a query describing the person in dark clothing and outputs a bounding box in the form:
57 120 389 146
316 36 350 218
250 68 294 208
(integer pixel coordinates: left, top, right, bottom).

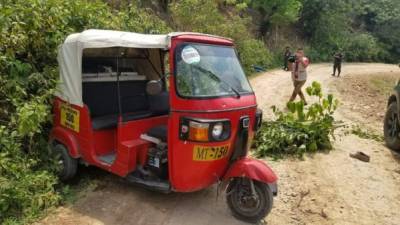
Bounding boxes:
332 51 343 77
283 46 291 71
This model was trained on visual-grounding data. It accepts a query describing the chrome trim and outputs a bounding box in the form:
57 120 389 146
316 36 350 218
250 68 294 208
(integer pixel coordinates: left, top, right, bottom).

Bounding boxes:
242 117 250 128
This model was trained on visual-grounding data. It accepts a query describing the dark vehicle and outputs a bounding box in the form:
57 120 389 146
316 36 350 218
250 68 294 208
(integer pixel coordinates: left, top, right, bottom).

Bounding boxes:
384 80 400 151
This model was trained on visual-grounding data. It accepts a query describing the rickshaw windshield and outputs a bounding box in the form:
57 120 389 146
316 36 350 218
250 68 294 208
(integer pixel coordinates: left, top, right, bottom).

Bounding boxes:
175 43 252 98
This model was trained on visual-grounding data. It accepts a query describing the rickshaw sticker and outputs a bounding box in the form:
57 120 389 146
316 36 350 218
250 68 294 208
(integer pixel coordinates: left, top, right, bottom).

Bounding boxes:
193 144 230 161
60 104 80 132
181 46 200 64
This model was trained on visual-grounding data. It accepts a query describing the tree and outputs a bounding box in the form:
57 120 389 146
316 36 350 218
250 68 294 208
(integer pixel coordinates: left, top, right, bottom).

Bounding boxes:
299 0 351 49
251 0 302 36
358 0 400 61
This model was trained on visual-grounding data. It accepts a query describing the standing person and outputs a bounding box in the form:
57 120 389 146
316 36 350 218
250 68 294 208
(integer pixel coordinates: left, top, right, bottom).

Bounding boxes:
289 48 310 104
332 51 343 77
283 46 291 71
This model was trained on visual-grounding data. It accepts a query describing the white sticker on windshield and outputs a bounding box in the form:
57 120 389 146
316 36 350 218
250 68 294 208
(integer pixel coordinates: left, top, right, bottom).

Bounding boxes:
181 46 200 64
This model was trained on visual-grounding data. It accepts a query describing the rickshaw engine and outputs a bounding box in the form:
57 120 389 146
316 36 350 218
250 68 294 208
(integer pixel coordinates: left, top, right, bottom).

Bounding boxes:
147 146 168 178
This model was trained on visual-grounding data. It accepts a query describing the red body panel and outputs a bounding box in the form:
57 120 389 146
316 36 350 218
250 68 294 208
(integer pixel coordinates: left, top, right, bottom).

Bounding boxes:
50 126 81 158
93 129 116 156
50 98 92 159
115 115 168 175
223 158 278 184
168 107 257 191
51 97 168 177
167 35 260 192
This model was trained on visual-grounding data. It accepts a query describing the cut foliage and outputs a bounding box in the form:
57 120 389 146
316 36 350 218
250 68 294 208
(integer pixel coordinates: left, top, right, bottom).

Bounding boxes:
254 82 339 158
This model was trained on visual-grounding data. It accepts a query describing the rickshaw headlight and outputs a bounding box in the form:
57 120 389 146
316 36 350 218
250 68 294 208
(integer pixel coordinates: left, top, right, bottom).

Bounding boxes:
180 118 231 142
211 122 223 139
188 121 209 142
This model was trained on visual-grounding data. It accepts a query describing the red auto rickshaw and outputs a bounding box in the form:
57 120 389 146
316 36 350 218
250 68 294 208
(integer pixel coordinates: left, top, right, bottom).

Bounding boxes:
50 29 277 222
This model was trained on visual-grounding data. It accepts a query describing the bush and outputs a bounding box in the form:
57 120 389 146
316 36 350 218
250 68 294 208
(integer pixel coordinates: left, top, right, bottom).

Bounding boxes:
253 82 339 158
304 47 329 63
236 39 272 73
0 127 60 223
169 0 272 74
343 33 382 62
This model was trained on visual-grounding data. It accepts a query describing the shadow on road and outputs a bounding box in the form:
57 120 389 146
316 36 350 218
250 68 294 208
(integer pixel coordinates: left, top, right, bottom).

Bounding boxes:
57 166 249 225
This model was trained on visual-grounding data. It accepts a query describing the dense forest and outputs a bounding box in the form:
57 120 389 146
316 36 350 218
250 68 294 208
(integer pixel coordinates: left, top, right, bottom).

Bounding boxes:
0 0 399 224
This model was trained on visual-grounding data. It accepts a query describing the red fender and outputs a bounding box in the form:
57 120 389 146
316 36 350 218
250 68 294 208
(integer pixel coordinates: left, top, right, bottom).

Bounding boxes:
224 157 277 184
50 127 80 158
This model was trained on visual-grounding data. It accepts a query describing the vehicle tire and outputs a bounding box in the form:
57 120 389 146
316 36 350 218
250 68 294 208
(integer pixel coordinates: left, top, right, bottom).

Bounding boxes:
226 178 273 223
53 144 78 181
384 102 400 151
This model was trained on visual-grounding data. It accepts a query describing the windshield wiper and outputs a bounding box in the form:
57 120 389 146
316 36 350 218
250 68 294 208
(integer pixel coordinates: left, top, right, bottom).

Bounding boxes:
192 65 241 98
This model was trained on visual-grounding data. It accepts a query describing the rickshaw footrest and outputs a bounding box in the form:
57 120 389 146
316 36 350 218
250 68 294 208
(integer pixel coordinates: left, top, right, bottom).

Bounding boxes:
126 173 171 193
98 152 116 165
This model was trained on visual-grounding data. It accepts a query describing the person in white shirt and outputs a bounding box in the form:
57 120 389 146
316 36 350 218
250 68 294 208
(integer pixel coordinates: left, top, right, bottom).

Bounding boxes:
289 48 310 105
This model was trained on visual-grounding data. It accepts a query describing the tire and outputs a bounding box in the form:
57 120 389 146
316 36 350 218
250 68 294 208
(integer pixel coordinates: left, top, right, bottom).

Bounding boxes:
226 178 273 223
384 102 400 151
53 144 78 181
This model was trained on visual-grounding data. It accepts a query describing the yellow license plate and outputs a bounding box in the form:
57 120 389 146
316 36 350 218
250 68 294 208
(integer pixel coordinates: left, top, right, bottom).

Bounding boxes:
60 104 80 132
193 145 230 161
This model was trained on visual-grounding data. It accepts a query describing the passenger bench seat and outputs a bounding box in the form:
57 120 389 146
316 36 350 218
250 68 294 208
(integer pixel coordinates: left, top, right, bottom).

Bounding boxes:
91 114 118 130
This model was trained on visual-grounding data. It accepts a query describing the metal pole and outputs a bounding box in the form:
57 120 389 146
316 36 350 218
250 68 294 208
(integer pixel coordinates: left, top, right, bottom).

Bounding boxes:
116 49 123 120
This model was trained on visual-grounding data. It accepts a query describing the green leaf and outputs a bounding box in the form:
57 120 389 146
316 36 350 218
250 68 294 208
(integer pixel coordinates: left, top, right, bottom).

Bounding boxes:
287 101 296 113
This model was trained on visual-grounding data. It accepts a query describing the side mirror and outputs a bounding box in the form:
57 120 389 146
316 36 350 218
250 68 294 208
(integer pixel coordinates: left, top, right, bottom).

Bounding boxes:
146 80 162 96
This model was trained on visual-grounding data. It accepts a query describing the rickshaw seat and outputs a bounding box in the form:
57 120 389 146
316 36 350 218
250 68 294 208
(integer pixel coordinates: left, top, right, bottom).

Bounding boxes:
122 111 153 122
91 114 119 130
92 111 154 130
147 125 167 142
92 110 170 130
86 83 169 130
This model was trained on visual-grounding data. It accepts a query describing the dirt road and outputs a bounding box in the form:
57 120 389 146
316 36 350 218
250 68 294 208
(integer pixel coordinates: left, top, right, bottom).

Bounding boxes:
38 63 400 225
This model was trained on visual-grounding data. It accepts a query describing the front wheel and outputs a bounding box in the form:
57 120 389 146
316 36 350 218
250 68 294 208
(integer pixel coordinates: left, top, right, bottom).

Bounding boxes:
384 102 400 151
226 178 273 223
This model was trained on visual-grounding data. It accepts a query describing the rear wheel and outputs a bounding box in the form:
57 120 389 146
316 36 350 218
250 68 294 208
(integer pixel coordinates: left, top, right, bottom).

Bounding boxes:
384 102 400 151
226 178 273 223
53 144 77 181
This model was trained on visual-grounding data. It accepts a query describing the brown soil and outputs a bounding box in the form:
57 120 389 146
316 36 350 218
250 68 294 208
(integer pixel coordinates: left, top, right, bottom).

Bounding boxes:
332 72 399 131
36 63 400 225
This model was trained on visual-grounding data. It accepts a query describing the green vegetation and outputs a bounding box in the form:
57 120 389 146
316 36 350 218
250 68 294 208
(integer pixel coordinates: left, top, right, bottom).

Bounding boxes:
253 82 339 158
170 0 272 72
246 0 399 63
0 0 398 223
300 0 400 62
350 125 384 142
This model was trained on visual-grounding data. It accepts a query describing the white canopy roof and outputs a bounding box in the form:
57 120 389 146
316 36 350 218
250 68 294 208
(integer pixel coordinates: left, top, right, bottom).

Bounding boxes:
56 29 229 106
63 29 170 49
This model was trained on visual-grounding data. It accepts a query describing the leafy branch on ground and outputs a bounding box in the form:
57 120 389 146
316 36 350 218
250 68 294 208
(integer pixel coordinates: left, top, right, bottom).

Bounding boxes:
349 125 383 142
253 82 340 159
